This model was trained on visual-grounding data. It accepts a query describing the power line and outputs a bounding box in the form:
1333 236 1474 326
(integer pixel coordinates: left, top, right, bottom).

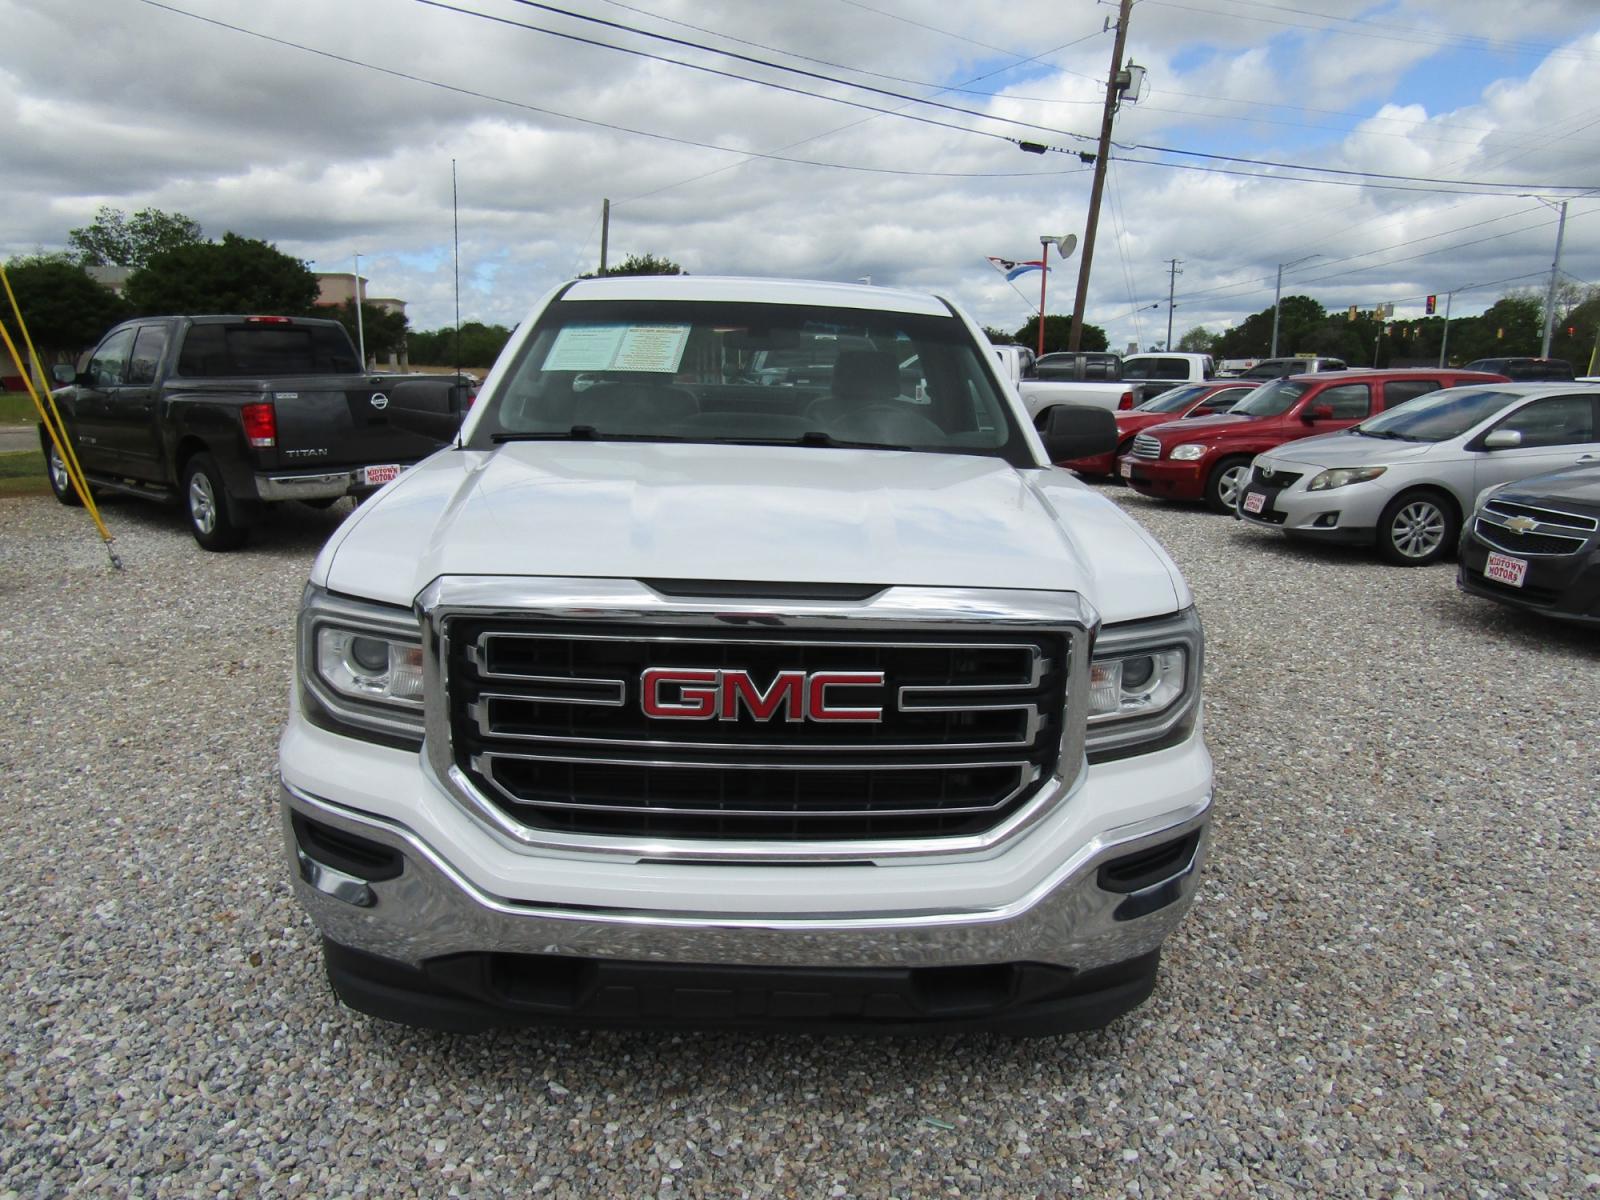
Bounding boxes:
1110 153 1582 197
133 0 1089 181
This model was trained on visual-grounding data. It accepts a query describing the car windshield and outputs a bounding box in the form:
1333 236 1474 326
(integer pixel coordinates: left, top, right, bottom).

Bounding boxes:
1137 383 1209 413
470 298 1031 464
1353 388 1521 442
1231 378 1309 417
1121 358 1182 380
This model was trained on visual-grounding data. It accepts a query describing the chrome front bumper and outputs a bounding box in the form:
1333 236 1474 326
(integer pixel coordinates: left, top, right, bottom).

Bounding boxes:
256 469 396 501
281 782 1211 972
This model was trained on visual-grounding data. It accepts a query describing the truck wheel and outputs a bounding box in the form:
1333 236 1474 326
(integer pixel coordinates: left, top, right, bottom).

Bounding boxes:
1376 489 1457 566
1203 457 1250 514
46 442 84 507
182 453 248 551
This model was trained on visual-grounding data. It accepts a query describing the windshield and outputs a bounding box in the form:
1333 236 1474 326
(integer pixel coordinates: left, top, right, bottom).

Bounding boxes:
1137 383 1208 414
174 322 358 376
470 298 1031 463
1354 388 1520 442
1121 357 1185 380
1231 378 1309 417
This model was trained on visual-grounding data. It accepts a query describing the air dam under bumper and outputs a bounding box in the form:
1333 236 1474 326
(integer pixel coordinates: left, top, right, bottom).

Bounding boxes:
282 783 1211 1033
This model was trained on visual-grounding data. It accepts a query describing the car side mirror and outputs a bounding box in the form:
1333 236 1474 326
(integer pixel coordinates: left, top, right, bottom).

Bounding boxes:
51 364 76 385
1042 405 1117 462
1303 404 1334 423
1483 429 1523 450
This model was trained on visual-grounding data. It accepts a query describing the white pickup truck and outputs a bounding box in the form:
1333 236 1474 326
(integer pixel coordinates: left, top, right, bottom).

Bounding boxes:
280 276 1212 1035
993 346 1214 428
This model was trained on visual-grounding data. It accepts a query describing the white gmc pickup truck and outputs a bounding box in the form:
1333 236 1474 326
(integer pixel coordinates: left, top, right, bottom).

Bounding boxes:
279 275 1212 1035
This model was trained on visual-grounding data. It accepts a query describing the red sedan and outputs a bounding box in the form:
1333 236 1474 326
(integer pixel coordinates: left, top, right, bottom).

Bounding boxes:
1057 381 1258 477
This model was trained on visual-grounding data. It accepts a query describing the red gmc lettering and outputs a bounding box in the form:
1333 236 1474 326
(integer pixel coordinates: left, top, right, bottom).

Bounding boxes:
720 670 806 721
640 669 885 722
641 668 720 719
806 672 885 721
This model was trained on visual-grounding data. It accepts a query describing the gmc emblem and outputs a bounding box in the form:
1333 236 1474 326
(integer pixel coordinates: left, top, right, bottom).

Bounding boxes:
641 668 885 723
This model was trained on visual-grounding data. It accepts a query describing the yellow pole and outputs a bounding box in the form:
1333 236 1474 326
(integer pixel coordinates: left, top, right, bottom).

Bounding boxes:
0 269 120 567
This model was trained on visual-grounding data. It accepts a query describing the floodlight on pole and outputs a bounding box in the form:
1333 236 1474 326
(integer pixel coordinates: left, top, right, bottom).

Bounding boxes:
1521 195 1570 358
1036 235 1078 356
1270 254 1321 358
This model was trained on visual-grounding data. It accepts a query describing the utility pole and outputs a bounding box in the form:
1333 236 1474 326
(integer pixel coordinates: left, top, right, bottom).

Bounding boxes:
1438 291 1454 367
1068 0 1133 352
600 198 611 274
1539 199 1569 357
1269 254 1321 358
352 252 366 371
1165 258 1183 350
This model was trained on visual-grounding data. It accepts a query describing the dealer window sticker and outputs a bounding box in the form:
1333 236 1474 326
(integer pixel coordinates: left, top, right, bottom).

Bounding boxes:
542 324 691 374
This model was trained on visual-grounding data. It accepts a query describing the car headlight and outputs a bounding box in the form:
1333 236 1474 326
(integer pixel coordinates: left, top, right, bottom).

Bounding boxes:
298 584 426 747
1170 443 1207 461
1086 608 1204 761
1306 466 1387 491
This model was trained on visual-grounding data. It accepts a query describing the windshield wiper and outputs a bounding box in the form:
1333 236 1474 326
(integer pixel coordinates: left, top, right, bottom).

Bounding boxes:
491 426 703 444
1352 427 1402 439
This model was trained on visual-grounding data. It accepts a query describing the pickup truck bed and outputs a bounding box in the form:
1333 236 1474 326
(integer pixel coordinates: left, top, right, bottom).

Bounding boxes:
45 315 467 549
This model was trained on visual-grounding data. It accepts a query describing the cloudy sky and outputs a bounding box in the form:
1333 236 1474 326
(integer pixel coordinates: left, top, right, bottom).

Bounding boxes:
4 0 1598 350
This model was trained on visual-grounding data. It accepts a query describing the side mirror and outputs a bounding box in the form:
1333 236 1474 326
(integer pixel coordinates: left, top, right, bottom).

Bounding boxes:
1042 405 1117 462
51 364 76 385
1303 404 1335 423
1483 429 1523 450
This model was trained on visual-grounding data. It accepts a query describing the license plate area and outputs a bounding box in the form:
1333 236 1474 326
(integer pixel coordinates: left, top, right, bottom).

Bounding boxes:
1484 551 1528 588
1119 459 1133 479
1242 490 1266 514
363 464 401 486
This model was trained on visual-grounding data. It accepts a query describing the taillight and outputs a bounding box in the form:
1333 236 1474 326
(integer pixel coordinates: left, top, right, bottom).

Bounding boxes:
244 316 293 325
1118 391 1135 410
242 401 277 448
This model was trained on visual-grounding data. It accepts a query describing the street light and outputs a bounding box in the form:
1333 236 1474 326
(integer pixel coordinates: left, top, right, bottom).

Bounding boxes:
352 252 367 371
1270 254 1322 358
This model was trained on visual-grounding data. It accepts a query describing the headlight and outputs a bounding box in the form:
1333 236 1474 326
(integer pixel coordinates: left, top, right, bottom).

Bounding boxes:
315 628 424 704
1472 482 1508 514
298 584 426 747
1086 608 1204 761
1306 466 1387 491
1170 443 1207 461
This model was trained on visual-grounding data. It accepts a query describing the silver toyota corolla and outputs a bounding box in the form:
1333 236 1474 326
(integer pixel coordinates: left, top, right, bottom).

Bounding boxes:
1237 383 1600 565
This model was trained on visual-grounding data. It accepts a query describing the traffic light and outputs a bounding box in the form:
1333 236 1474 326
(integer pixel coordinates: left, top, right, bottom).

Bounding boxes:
1568 326 1576 336
1425 294 1437 315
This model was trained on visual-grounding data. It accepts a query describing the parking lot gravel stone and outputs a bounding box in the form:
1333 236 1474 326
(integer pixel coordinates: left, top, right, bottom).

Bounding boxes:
1 485 1596 1198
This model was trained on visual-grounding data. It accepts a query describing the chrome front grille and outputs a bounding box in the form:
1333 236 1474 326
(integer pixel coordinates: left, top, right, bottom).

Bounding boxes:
1252 465 1302 489
419 579 1093 852
1475 499 1596 557
1132 434 1161 460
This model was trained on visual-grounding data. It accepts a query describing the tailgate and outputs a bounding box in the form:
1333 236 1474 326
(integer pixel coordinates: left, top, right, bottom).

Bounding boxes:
268 377 458 468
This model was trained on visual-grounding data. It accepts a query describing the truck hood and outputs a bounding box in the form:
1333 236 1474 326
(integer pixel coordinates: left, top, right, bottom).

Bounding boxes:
315 442 1183 622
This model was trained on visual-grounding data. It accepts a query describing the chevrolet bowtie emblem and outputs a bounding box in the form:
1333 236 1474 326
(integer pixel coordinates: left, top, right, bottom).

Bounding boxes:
1504 515 1538 534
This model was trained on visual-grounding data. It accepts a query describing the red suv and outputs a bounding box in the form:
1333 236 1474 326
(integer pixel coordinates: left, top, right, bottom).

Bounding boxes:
1058 380 1259 477
1119 369 1508 512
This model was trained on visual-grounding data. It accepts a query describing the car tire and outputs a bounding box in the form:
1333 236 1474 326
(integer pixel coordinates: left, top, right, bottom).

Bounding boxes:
45 440 84 507
1377 489 1457 566
1204 457 1251 514
182 453 248 551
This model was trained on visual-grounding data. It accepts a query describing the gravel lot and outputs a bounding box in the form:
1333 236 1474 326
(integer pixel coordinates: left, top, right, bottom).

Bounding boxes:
2 485 1596 1199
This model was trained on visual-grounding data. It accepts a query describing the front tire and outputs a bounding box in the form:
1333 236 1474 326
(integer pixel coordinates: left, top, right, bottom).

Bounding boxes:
1377 490 1457 566
1204 457 1251 514
182 453 248 551
45 441 83 507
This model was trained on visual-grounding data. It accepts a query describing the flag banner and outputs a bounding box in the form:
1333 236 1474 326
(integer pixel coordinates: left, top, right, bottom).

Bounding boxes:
1006 260 1048 282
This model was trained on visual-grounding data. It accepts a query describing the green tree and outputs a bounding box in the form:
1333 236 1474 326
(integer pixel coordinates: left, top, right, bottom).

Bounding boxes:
1176 325 1218 353
1013 314 1108 353
68 205 205 270
124 233 319 316
1215 295 1327 358
407 321 514 366
983 326 1016 344
583 252 685 278
1451 295 1543 362
2 254 129 368
328 299 409 365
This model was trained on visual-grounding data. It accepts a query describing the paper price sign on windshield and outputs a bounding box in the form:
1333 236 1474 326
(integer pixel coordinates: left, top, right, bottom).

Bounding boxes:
542 324 691 374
